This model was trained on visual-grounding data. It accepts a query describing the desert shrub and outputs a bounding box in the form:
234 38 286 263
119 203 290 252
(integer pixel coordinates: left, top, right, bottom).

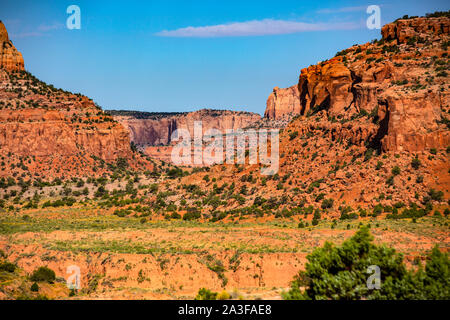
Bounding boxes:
391 166 401 175
312 209 321 226
0 261 16 273
339 206 358 220
289 131 299 140
30 282 39 292
167 167 184 179
428 189 443 202
321 199 334 209
195 288 218 300
411 157 421 170
30 266 56 283
386 175 394 186
364 148 375 162
217 290 231 300
283 227 449 300
113 209 131 217
375 161 383 170
372 204 383 216
170 212 181 219
115 158 128 170
358 208 368 217
183 207 201 221
386 204 427 219
42 197 76 208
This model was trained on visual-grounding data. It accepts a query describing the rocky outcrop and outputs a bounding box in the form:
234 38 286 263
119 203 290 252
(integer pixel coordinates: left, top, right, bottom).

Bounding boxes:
381 16 450 44
298 59 354 117
114 109 262 147
0 21 24 72
264 15 450 153
264 85 300 120
0 109 131 160
0 23 150 178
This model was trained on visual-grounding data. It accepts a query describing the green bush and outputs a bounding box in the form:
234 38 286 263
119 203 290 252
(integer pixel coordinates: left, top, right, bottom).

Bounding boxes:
195 288 218 300
411 157 421 170
283 227 449 300
30 266 56 283
30 282 39 292
0 261 16 273
391 166 401 175
428 189 443 202
289 131 299 140
321 199 334 209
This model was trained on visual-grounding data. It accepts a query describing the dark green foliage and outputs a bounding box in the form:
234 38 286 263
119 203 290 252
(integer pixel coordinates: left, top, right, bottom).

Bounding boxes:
386 175 394 186
411 157 421 170
312 209 321 226
195 288 218 300
321 198 334 209
0 261 16 273
391 166 401 175
183 207 201 221
115 158 129 170
30 282 39 292
375 161 383 170
339 206 358 220
30 266 56 283
42 197 76 208
386 203 428 219
425 11 450 18
167 167 184 179
427 189 444 202
289 131 299 140
283 227 449 300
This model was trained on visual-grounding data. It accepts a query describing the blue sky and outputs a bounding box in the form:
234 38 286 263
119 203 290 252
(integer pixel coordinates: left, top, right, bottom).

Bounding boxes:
0 0 448 114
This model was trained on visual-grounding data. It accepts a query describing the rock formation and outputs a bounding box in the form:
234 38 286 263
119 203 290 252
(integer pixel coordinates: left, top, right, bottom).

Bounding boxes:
175 15 449 212
264 85 300 120
264 16 450 153
381 16 449 44
0 21 24 72
112 109 262 147
0 24 150 178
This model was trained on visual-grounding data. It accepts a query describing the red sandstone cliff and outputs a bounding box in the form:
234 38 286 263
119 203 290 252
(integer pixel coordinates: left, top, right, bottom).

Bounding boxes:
179 15 450 210
264 85 300 120
0 24 150 178
0 21 24 72
264 16 450 152
113 109 262 147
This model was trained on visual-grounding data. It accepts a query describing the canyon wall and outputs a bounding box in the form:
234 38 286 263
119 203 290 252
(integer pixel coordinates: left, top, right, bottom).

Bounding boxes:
264 16 450 152
113 109 262 147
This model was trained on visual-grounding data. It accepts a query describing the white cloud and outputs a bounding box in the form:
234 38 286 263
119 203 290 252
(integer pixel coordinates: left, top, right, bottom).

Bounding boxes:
317 6 367 14
8 22 64 39
155 19 358 38
10 32 45 39
38 22 64 32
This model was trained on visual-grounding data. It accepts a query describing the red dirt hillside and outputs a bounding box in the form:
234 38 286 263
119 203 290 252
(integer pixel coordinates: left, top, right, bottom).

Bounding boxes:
165 15 450 218
0 22 152 179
